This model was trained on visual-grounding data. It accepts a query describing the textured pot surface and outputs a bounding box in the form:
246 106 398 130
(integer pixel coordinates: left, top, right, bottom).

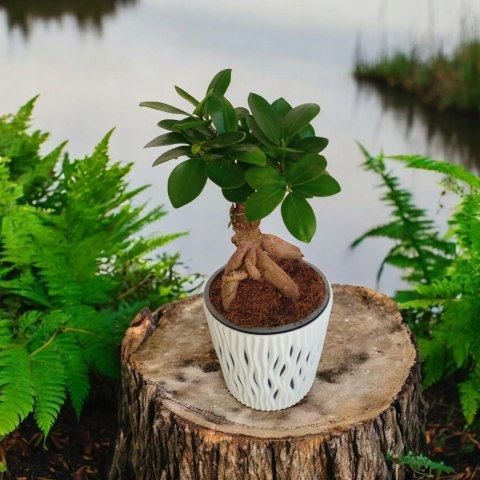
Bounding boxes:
203 264 333 411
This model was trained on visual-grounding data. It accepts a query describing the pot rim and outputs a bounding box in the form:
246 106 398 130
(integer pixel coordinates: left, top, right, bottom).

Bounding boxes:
203 261 331 335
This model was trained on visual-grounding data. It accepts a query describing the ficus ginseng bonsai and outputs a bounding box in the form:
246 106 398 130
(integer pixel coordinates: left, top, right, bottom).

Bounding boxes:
141 69 340 313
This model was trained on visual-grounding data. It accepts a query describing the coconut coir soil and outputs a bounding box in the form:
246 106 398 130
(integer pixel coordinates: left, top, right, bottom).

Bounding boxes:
209 258 327 328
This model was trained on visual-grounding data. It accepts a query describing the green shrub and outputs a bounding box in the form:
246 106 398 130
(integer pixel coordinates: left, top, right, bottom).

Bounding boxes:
0 99 195 439
352 146 480 424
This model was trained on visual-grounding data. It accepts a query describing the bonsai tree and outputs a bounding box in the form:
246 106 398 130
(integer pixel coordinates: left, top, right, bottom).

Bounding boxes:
141 69 340 311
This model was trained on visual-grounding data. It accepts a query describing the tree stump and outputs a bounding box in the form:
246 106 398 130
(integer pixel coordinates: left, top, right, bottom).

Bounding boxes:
109 285 425 480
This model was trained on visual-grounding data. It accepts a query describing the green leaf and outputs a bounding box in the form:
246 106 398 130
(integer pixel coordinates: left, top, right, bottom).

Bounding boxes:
271 98 292 118
248 93 281 145
283 103 320 141
193 92 212 117
270 146 303 158
291 136 329 153
139 101 190 116
144 132 186 148
157 119 179 130
32 348 66 437
168 158 207 208
206 94 238 134
292 173 340 197
206 161 245 188
152 146 191 166
296 124 315 139
229 144 266 165
0 347 35 437
245 115 275 146
245 166 285 189
235 107 250 119
207 69 232 96
174 85 199 106
285 153 327 185
222 182 254 203
172 119 211 131
459 378 480 424
179 125 213 143
58 336 89 419
203 131 245 149
281 193 316 242
244 187 285 221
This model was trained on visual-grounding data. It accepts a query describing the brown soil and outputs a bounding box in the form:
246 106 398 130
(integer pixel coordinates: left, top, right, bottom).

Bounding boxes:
0 376 117 480
209 258 326 328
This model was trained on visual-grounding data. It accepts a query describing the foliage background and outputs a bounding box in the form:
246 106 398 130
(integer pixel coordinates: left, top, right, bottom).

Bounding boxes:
353 147 480 425
0 99 195 439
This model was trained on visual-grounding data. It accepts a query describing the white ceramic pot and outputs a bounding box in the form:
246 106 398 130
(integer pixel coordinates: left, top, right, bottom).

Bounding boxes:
203 263 333 411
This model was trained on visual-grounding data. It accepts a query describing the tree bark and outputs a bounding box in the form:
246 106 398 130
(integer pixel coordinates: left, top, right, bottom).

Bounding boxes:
109 285 426 480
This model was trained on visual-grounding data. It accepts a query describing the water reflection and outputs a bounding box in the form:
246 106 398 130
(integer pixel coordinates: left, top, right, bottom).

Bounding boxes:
355 78 480 172
0 0 137 36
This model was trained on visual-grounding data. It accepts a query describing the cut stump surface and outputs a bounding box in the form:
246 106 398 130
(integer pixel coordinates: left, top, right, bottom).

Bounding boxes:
109 284 425 480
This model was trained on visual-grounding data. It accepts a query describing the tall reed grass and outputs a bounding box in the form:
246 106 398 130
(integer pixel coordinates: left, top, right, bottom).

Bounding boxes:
354 39 480 115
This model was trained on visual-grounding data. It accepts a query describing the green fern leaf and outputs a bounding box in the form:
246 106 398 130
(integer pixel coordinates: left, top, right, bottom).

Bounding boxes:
353 145 453 286
413 278 463 302
0 318 13 344
0 346 35 437
350 221 406 248
83 336 119 379
399 298 448 309
0 101 192 437
31 346 66 437
27 310 68 353
18 311 43 338
57 334 90 418
459 377 480 424
418 338 447 388
387 451 454 474
390 155 480 188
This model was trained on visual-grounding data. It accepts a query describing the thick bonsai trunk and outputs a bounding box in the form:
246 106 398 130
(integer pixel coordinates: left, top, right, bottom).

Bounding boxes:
221 204 304 310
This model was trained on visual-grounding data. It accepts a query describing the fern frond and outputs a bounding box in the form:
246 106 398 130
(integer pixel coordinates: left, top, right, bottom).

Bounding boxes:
413 277 464 302
67 307 120 379
390 154 480 188
417 338 448 389
0 269 51 307
0 160 23 210
0 318 13 344
31 345 66 437
353 145 454 285
0 345 35 437
0 101 192 436
18 311 43 338
399 298 448 310
387 451 454 474
355 147 480 423
26 310 69 353
56 334 90 418
459 376 480 424
350 221 406 247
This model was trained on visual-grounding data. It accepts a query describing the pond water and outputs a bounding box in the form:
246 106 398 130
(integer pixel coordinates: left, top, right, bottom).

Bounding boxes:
2 0 480 295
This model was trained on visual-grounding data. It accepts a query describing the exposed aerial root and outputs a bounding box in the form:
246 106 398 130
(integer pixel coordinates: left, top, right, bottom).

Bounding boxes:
221 206 304 311
256 249 299 300
261 234 303 260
